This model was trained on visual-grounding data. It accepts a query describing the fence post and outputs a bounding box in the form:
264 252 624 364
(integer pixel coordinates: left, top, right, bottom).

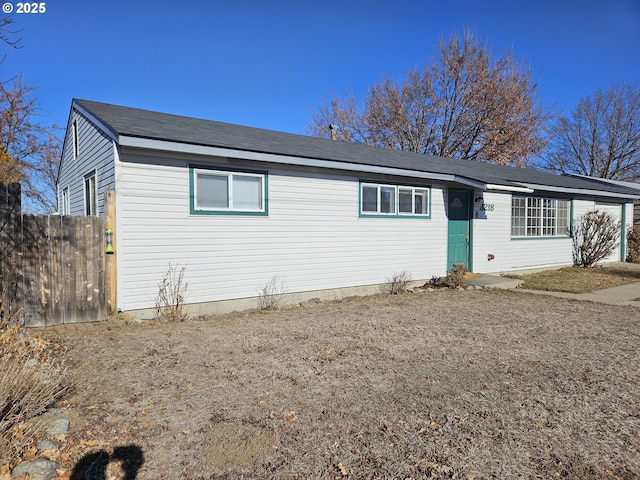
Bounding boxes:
0 183 22 323
104 189 117 314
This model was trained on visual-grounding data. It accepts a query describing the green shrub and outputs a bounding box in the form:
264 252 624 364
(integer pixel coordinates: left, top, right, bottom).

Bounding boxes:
627 225 640 263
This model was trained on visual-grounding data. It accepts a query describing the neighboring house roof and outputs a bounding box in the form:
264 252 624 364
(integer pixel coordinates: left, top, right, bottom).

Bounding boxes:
564 175 640 195
72 99 640 200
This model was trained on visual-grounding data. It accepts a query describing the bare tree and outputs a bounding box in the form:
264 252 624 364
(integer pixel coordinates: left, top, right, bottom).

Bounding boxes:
308 30 550 167
544 84 640 181
0 14 22 53
0 149 19 181
572 210 620 268
0 79 62 213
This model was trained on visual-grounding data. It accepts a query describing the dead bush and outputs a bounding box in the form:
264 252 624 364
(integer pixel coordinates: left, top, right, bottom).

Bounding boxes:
0 324 68 463
447 263 468 288
155 263 189 322
627 225 640 263
256 275 287 310
381 271 412 294
572 210 620 267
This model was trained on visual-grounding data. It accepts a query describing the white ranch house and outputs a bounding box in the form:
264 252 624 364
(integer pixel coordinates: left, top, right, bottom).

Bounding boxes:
57 100 639 318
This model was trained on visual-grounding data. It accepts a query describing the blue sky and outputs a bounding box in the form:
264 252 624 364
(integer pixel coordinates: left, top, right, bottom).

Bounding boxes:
2 0 639 137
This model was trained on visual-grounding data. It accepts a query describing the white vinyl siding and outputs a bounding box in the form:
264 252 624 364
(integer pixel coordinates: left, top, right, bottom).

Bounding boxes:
473 195 632 274
594 202 623 261
115 157 447 312
473 191 575 273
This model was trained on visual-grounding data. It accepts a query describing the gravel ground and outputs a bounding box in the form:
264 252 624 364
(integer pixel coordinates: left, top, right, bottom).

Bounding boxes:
43 288 640 479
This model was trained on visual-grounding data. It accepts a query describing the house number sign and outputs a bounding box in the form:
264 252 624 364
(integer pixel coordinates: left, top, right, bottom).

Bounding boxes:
479 203 495 211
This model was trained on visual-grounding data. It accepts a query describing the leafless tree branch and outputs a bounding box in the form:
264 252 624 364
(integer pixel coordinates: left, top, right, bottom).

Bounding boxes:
307 29 551 167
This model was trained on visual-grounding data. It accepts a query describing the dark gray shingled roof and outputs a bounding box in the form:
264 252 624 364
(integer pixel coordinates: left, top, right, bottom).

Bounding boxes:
74 99 640 198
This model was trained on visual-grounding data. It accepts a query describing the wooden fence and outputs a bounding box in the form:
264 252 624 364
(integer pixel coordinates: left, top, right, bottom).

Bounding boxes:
0 183 115 327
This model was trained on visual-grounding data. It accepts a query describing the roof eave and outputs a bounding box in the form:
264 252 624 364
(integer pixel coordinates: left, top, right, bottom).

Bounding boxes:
72 100 119 142
518 182 640 200
119 135 458 183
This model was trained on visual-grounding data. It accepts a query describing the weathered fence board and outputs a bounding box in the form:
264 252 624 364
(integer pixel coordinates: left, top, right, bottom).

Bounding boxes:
0 183 22 323
0 183 112 326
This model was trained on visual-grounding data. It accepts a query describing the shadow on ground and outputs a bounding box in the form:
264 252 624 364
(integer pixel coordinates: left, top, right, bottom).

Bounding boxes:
70 445 144 480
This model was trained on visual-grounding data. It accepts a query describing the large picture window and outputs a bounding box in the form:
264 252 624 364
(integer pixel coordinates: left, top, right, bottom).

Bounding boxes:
360 182 430 217
511 196 570 237
191 166 267 215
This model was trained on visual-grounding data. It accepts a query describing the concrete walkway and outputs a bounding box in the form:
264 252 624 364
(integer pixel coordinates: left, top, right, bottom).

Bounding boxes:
465 265 640 307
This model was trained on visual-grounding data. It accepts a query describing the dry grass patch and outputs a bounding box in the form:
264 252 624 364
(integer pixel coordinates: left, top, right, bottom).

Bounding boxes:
0 324 68 465
509 265 640 293
36 290 640 479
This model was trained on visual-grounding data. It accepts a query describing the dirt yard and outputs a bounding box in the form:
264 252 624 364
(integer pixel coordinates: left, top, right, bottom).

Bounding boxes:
43 289 640 479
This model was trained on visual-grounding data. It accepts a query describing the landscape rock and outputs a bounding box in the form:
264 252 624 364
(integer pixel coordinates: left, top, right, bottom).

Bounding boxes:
299 297 322 308
25 357 39 367
11 459 59 480
37 440 60 452
46 418 69 435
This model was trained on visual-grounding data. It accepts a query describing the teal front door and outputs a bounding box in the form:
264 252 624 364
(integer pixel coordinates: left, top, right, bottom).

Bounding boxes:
447 189 471 270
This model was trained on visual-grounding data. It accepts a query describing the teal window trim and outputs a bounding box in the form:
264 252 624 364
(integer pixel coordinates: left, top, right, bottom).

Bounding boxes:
510 196 571 239
511 236 573 241
189 164 269 216
358 180 431 219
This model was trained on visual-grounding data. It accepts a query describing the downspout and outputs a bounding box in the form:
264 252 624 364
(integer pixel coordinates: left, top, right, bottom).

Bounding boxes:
621 203 627 262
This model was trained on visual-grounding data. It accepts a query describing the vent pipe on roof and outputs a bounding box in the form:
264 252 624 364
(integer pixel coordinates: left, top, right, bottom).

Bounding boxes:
329 124 337 141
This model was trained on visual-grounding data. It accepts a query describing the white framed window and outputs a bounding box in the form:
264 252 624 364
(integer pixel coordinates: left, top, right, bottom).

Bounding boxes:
84 171 97 216
511 196 570 237
191 166 267 215
360 182 430 217
72 119 79 159
61 187 70 215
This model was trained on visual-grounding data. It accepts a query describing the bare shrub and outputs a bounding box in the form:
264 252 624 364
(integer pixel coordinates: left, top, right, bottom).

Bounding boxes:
447 263 468 289
627 225 640 263
572 210 620 267
155 263 189 322
0 325 68 463
381 271 412 294
256 275 287 310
